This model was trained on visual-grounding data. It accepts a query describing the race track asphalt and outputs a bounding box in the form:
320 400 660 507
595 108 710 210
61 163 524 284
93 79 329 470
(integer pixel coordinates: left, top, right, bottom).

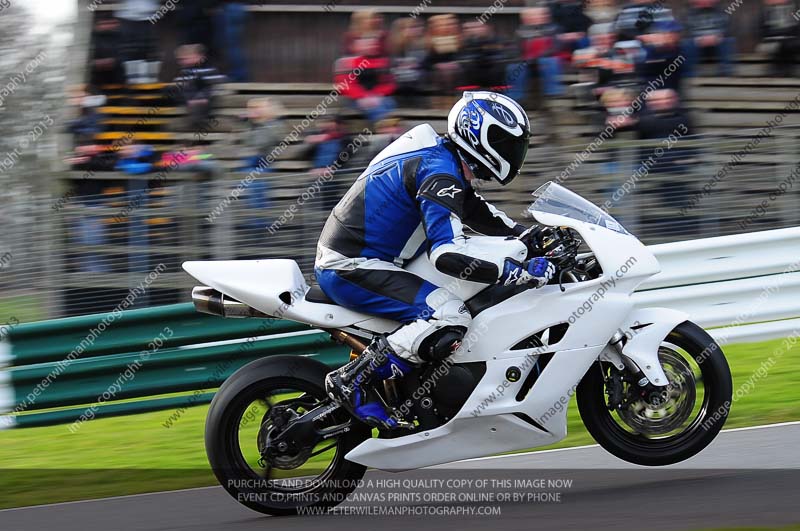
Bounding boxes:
2 422 799 531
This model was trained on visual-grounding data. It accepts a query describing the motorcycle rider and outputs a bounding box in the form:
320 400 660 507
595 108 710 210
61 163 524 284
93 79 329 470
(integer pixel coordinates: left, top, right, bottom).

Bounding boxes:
316 91 555 429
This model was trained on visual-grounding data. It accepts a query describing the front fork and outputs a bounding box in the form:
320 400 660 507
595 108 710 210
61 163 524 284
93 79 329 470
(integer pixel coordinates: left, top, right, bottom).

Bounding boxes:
600 307 689 387
598 332 668 414
602 331 656 387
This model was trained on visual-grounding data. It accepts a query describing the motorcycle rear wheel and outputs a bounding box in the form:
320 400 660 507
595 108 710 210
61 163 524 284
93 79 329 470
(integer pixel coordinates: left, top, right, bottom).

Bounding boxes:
205 355 371 515
577 321 732 466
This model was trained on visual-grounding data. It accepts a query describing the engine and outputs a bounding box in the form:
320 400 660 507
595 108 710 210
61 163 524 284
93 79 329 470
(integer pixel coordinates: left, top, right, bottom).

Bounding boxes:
392 361 485 433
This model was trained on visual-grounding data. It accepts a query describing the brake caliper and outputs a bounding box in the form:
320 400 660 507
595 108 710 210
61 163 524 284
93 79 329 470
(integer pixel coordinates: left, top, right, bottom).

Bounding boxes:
605 367 625 410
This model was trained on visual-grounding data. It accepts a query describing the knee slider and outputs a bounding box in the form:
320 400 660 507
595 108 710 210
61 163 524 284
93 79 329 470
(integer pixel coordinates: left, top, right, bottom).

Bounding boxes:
417 326 467 362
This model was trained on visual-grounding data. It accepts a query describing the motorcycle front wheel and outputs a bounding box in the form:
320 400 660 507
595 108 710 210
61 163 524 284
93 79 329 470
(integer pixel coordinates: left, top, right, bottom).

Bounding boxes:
577 321 732 466
205 355 371 516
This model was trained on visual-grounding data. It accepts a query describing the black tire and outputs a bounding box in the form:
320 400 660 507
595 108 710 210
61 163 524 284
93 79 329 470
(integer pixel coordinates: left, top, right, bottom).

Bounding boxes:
205 355 371 516
577 321 732 466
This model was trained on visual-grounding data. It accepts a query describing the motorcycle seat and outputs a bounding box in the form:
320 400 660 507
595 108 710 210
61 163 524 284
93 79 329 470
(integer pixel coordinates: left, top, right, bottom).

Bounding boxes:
305 283 334 305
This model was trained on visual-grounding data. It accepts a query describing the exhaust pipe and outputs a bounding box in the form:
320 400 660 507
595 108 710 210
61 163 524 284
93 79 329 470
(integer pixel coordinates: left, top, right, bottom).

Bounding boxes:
191 286 270 318
324 328 369 354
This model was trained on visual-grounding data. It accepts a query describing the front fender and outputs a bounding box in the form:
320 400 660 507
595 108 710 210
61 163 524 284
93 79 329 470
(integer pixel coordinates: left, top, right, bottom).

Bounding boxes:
618 307 690 386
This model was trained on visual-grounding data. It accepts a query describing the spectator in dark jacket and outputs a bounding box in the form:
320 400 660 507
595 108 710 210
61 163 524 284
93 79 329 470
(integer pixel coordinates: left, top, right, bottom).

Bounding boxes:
610 38 647 88
551 0 593 55
637 89 693 181
614 0 676 41
572 23 629 109
638 20 686 94
116 0 160 84
760 0 800 76
425 14 462 107
389 17 428 107
638 89 690 140
90 16 124 87
67 85 106 147
684 0 734 76
637 89 695 225
173 44 226 131
461 21 506 90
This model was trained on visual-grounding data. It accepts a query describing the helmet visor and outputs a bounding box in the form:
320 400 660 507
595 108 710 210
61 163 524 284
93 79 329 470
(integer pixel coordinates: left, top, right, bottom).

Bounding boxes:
487 124 530 182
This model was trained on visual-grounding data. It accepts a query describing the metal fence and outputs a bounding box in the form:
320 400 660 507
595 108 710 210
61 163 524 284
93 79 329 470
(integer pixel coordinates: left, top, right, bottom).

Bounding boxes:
3 225 798 429
2 125 799 322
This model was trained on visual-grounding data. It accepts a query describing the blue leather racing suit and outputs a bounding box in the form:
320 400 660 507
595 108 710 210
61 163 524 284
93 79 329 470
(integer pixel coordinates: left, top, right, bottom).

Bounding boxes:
315 124 526 362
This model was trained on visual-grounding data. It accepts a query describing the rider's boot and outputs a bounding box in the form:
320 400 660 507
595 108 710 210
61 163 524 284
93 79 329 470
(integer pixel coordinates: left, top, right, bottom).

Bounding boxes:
325 336 414 430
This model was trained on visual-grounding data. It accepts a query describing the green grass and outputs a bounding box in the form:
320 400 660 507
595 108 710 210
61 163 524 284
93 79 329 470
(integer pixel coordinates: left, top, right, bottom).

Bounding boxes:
0 294 46 324
0 337 798 509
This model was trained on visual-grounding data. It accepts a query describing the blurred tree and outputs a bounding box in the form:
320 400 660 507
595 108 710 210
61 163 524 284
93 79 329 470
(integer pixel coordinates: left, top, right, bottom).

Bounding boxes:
0 1 77 318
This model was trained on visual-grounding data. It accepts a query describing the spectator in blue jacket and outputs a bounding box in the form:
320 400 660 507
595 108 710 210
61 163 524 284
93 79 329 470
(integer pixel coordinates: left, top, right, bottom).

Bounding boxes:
218 0 249 82
116 144 155 174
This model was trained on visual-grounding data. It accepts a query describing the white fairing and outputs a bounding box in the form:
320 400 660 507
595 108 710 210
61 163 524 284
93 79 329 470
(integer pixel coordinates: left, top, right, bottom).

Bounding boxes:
182 184 690 471
618 307 689 385
345 211 675 470
182 260 395 331
346 345 604 469
182 237 523 330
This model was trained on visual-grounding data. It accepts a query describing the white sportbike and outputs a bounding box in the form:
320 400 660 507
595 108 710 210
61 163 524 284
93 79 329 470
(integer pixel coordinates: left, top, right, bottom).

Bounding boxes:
183 182 732 515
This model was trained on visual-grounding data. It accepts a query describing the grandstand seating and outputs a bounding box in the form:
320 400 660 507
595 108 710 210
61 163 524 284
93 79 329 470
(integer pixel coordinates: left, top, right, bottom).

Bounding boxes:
80 58 800 178
66 65 799 262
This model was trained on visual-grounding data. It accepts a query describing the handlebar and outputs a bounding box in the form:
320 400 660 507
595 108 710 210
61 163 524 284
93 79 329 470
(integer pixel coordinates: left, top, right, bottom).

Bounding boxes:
538 227 581 269
521 226 596 291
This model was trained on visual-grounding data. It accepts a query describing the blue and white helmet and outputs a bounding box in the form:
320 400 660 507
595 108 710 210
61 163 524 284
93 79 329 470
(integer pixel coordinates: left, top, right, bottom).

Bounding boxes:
447 91 531 185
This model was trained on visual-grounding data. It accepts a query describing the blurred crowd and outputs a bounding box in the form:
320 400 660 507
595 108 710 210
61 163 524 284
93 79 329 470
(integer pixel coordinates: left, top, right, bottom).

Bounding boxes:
58 0 800 269
88 0 246 87
66 0 800 181
52 0 800 296
331 0 800 126
67 1 238 189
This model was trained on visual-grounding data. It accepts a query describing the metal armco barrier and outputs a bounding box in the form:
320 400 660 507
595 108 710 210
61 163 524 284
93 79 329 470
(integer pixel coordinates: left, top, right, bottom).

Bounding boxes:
638 226 800 343
1 227 798 429
0 305 349 429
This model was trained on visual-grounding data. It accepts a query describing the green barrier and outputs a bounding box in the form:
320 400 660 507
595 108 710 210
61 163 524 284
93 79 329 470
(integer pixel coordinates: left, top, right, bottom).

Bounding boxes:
11 332 332 386
12 341 347 410
6 303 309 366
0 303 352 429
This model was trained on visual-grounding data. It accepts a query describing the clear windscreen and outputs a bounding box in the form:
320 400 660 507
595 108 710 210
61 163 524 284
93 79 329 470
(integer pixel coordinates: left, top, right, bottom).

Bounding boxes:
526 182 629 235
